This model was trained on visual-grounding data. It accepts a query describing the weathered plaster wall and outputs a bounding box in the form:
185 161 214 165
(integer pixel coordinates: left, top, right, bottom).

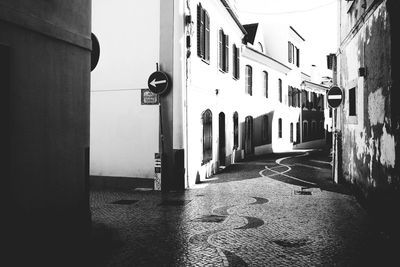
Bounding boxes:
339 1 399 230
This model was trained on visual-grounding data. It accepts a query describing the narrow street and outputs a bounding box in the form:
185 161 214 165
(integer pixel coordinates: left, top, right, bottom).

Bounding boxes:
89 149 395 267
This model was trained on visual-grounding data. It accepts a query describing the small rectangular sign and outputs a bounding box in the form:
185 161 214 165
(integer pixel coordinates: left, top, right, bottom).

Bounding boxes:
155 153 161 173
141 89 159 105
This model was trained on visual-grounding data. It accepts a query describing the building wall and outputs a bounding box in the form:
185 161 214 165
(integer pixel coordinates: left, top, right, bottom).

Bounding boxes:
90 0 160 179
0 0 91 263
241 47 300 155
185 0 245 186
337 0 399 232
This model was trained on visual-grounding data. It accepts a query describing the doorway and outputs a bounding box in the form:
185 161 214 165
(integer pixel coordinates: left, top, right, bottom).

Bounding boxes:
244 116 254 156
219 112 226 166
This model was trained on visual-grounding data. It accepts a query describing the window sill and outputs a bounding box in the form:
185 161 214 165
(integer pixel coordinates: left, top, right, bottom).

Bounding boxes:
201 58 210 65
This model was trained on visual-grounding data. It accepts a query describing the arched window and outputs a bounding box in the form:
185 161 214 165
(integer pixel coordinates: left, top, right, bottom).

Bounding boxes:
202 109 213 163
233 112 239 149
245 65 252 95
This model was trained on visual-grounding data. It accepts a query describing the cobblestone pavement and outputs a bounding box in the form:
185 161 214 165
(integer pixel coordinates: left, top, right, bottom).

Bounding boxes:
89 150 397 267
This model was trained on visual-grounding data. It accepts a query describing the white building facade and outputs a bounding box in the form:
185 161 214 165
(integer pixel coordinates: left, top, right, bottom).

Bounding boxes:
90 0 328 190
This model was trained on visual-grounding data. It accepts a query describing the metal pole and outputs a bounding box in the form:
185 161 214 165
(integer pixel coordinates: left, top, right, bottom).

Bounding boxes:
332 108 338 183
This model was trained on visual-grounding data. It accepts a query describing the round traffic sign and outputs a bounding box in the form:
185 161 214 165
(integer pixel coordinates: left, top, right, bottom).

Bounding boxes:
91 33 100 71
327 86 343 108
147 71 170 95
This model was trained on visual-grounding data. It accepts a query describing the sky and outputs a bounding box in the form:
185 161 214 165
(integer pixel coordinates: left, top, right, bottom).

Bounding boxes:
236 0 338 77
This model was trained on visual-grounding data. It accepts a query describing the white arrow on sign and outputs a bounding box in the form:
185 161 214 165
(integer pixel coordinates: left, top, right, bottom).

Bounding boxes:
328 95 342 99
150 78 167 87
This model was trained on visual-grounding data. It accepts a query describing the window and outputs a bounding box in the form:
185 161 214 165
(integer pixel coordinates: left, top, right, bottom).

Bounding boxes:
245 65 252 95
202 109 213 163
233 112 238 149
320 121 324 137
288 41 300 67
262 115 269 142
296 122 300 143
197 4 210 62
290 123 294 143
303 121 308 140
263 71 268 98
219 29 229 72
349 87 356 116
232 44 240 79
278 118 282 138
278 79 282 102
288 86 292 106
312 121 316 139
288 41 292 63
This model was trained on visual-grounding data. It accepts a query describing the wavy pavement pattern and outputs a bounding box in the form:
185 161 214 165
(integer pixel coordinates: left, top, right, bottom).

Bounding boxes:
189 196 269 266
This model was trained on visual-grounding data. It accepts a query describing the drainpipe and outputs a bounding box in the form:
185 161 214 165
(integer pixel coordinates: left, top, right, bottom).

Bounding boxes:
184 0 192 188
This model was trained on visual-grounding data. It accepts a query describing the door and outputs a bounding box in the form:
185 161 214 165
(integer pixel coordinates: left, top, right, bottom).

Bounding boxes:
218 112 226 166
244 116 254 155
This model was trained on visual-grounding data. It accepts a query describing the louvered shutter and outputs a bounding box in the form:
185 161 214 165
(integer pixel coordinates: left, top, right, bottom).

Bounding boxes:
225 35 229 72
218 30 223 70
200 8 205 58
288 42 292 63
296 47 300 67
197 4 201 57
236 47 240 79
205 12 210 61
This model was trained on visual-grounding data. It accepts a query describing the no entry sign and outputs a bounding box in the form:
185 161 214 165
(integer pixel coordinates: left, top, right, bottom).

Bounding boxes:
327 86 343 108
147 71 170 95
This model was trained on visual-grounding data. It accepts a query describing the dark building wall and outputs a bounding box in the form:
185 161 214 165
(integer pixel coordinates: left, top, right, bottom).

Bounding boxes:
338 0 399 234
0 1 91 265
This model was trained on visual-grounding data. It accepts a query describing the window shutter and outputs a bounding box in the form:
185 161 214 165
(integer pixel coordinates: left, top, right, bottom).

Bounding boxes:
232 45 236 78
288 42 292 63
200 9 205 58
249 66 252 95
225 34 229 72
219 30 223 70
236 47 240 79
292 44 295 65
197 4 202 57
296 47 300 67
205 12 210 61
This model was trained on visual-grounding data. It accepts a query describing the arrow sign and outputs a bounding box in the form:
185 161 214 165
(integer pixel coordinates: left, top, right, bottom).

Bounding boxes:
147 71 170 95
327 86 343 108
150 79 167 87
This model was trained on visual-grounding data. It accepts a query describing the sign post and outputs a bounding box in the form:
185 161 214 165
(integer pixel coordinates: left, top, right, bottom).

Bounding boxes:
327 86 343 184
147 69 170 191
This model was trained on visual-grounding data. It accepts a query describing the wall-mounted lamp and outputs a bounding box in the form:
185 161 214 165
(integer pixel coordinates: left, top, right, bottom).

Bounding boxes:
185 15 192 25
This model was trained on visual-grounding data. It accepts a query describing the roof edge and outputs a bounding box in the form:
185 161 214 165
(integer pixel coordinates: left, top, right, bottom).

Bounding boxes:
220 0 247 35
